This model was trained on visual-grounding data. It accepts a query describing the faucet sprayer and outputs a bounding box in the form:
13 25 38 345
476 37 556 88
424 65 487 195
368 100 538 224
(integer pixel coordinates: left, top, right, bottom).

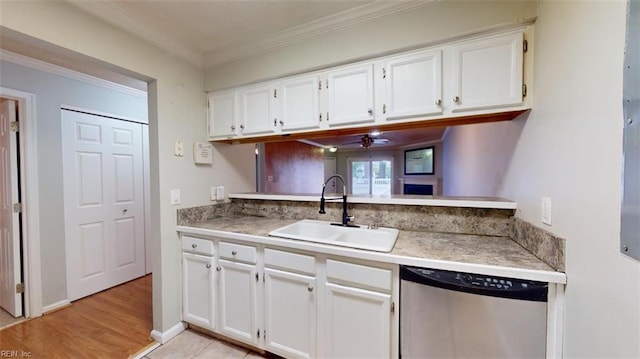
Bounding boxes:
319 174 355 226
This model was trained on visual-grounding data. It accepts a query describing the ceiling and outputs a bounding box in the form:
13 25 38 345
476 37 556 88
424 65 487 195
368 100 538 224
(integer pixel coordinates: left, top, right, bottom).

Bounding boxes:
67 0 431 69
306 126 447 151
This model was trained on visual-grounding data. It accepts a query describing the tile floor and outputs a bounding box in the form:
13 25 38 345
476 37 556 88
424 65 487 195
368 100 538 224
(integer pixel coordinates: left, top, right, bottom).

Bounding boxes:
145 329 269 359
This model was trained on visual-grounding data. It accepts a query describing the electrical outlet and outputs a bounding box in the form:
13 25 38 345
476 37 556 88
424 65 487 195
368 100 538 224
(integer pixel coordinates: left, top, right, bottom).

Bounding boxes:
170 189 181 205
174 141 184 157
216 186 225 201
542 197 552 225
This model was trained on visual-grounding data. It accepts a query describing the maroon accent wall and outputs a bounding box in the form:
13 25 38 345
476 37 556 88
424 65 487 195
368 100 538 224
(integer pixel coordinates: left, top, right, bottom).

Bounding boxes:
264 141 324 193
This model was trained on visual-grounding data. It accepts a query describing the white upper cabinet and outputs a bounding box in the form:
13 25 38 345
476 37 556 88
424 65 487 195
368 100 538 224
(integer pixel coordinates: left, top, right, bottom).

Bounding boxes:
238 83 278 136
208 91 237 139
451 32 524 112
384 50 443 120
279 74 321 132
325 63 375 127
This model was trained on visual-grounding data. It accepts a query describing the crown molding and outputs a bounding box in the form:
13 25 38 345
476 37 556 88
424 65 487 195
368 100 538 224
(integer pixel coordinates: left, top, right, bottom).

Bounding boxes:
67 1 205 68
0 50 147 98
204 1 437 68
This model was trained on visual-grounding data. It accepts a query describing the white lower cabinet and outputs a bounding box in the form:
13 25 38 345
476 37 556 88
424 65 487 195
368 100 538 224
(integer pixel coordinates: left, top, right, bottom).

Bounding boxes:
325 283 392 359
264 268 316 359
324 259 394 359
218 259 259 345
181 235 397 359
182 252 216 330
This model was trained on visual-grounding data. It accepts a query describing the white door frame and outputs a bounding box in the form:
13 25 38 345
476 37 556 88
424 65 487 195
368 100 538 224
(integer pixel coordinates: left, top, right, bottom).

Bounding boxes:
0 87 43 318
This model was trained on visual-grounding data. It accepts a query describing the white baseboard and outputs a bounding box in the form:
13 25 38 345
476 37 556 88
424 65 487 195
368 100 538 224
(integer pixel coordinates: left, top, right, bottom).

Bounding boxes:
150 322 186 344
42 299 71 314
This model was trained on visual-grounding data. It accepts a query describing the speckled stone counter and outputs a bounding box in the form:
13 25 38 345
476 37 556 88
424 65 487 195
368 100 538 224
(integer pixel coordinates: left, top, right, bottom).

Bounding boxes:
183 215 554 273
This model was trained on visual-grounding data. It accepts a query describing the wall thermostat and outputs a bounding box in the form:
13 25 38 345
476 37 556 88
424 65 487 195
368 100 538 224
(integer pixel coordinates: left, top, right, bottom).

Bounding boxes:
193 142 213 164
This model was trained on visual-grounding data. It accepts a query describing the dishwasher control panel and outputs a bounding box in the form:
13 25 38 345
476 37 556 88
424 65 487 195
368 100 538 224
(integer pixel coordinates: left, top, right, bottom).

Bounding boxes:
400 265 548 302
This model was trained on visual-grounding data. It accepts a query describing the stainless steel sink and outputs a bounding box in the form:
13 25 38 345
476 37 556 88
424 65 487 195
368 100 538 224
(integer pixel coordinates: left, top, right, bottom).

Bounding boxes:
268 219 399 252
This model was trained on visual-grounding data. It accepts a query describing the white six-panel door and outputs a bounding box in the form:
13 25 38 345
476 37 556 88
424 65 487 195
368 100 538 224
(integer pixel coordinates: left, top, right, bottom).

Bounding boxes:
0 99 22 317
62 109 145 301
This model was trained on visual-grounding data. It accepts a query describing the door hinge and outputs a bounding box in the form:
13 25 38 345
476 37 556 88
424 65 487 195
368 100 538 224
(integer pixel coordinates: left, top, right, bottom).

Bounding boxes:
273 89 277 98
13 203 22 213
263 272 265 283
522 84 528 98
10 121 19 132
382 68 386 79
391 302 395 315
325 80 328 89
264 330 266 340
207 100 210 108
318 81 322 91
255 272 259 282
523 39 528 53
257 329 260 338
16 283 24 294
326 112 330 121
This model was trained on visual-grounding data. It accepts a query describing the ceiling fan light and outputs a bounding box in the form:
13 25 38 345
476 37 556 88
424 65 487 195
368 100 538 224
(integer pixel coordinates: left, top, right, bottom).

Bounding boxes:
370 130 382 137
329 146 338 152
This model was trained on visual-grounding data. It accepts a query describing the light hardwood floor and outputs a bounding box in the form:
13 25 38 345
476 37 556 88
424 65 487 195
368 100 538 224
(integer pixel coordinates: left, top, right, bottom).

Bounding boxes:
0 274 153 358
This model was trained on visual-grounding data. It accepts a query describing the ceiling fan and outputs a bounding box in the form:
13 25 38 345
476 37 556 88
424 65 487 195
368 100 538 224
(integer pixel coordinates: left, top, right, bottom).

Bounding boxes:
350 134 389 148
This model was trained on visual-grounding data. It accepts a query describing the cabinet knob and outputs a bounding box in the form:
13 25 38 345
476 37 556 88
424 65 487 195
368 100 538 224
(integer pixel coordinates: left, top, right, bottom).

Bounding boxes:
279 120 284 126
382 104 386 114
453 96 461 104
231 250 238 256
191 243 197 248
216 266 222 271
231 125 236 130
367 108 373 115
205 264 211 269
436 99 442 106
308 285 314 292
240 125 244 130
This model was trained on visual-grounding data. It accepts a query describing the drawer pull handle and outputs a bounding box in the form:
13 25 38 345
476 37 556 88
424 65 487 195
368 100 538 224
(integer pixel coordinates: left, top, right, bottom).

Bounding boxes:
191 243 197 248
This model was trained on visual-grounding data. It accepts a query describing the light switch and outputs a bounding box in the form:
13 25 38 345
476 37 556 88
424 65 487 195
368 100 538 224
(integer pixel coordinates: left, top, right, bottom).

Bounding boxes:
170 189 181 205
541 197 552 225
216 186 225 201
174 141 184 157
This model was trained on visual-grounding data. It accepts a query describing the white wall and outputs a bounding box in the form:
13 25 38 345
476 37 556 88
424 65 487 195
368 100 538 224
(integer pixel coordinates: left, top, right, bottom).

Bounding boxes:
442 118 526 197
204 0 537 90
0 60 148 307
0 1 255 333
499 2 639 357
442 1 639 357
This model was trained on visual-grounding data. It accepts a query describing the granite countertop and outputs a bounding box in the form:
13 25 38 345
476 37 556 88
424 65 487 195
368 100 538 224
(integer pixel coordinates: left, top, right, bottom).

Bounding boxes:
179 216 558 278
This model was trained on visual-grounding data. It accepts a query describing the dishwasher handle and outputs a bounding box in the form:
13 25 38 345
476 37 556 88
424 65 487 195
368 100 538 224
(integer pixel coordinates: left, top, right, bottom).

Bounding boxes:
400 265 548 302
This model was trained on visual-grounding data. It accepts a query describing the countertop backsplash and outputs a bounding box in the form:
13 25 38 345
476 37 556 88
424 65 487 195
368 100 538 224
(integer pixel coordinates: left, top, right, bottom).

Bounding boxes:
177 198 565 272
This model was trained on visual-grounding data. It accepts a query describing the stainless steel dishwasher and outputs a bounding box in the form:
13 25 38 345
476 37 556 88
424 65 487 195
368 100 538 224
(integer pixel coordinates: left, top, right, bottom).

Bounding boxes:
400 265 548 358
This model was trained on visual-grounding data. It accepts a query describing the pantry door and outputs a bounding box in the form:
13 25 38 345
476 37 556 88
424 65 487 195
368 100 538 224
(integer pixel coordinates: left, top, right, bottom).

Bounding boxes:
62 110 145 301
0 99 22 317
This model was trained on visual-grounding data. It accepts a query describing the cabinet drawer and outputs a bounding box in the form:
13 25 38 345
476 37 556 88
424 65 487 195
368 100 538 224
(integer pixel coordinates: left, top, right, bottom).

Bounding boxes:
182 236 214 256
264 248 315 275
326 259 392 292
219 242 256 263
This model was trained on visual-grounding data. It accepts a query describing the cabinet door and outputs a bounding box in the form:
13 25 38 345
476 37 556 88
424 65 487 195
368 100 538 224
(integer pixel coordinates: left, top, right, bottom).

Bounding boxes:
451 32 524 112
326 64 375 126
279 75 321 131
218 259 259 345
238 83 277 135
384 50 443 120
208 91 237 139
264 268 316 359
325 283 391 359
182 253 215 330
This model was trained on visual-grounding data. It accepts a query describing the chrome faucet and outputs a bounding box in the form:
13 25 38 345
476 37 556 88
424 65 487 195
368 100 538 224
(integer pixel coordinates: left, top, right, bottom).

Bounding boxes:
319 174 355 227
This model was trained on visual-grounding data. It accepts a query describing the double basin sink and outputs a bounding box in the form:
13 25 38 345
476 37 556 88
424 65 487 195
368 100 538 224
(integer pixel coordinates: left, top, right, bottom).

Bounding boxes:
268 219 399 252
